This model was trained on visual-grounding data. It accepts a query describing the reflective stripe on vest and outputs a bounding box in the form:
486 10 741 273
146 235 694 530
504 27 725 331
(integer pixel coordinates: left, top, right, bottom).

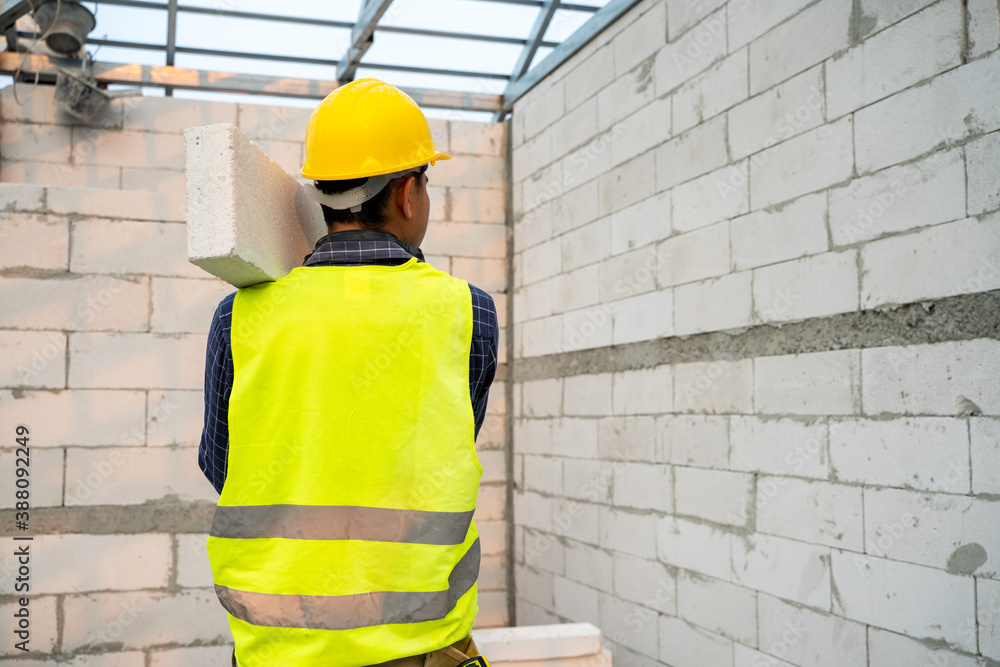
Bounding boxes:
209 260 483 667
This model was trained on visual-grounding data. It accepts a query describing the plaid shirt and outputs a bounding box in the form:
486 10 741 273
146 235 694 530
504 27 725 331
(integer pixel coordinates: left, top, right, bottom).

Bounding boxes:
198 230 499 495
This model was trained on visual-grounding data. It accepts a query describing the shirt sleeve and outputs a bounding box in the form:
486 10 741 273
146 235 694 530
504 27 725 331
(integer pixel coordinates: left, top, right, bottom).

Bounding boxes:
199 292 236 495
468 285 499 440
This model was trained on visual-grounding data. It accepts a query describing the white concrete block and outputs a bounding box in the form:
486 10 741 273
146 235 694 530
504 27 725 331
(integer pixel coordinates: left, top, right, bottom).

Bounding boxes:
515 565 554 611
829 417 970 492
72 218 204 279
611 288 673 345
0 121 72 162
972 417 1000 494
0 181 46 210
828 148 966 246
860 215 1000 308
674 272 753 335
523 455 562 496
612 553 677 613
120 167 186 195
0 447 62 508
674 359 753 414
673 49 748 134
424 222 507 259
521 79 566 141
827 0 963 118
758 477 863 550
655 8 729 95
757 592 868 667
677 572 756 645
64 445 216 505
733 645 796 667
676 466 754 527
185 123 325 287
69 332 204 390
613 462 673 512
0 274 149 332
728 65 825 160
748 0 852 94
1 158 122 189
727 0 816 52
598 151 656 216
31 534 171 594
614 1 667 75
657 221 730 286
565 45 616 111
753 250 859 323
514 132 553 184
731 193 827 271
750 116 854 210
658 615 733 667
450 187 506 224
658 516 733 581
869 627 980 667
522 379 562 418
862 340 1000 416
981 577 1000 660
599 247 657 303
967 130 1000 216
552 181 600 236
72 128 186 170
730 416 828 479
0 596 58 656
514 491 553 533
0 389 145 447
613 365 672 415
563 458 611 504
830 551 976 651
1 82 121 127
562 218 611 272
449 121 504 158
122 97 236 135
610 96 672 167
732 533 830 608
598 416 656 462
562 304 615 352
611 191 670 256
666 0 728 40
473 623 604 662
600 593 659 658
0 330 66 389
599 507 657 559
553 576 601 626
755 349 860 415
0 213 68 271
658 414 729 469
854 51 1000 173
236 103 311 143
150 646 236 667
522 239 562 286
147 390 203 447
597 60 655 132
859 0 944 34
653 114 728 191
672 163 750 233
563 373 612 417
47 187 186 222
552 498 601 545
969 0 1000 58
431 155 505 190
565 540 613 591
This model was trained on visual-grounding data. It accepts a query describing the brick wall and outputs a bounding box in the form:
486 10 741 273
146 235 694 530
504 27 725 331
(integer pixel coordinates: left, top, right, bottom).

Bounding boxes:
0 87 510 662
509 0 1000 665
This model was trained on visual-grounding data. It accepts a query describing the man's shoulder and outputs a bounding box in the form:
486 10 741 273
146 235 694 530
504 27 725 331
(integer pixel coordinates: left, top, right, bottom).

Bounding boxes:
466 283 497 341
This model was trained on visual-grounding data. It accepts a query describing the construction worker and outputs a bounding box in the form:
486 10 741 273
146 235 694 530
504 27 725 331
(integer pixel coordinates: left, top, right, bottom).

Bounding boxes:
198 78 497 667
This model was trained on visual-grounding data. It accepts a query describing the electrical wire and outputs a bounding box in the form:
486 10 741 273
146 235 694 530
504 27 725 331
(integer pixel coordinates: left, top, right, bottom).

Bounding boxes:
12 0 65 106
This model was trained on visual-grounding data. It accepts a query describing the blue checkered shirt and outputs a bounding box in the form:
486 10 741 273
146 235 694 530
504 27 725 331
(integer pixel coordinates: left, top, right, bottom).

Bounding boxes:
198 232 499 494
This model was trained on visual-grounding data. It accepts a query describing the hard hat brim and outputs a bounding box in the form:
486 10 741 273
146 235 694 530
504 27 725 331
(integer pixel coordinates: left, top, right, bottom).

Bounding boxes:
302 152 451 181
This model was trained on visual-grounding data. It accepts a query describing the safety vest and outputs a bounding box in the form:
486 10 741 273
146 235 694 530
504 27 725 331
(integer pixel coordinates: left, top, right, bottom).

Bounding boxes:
207 258 483 667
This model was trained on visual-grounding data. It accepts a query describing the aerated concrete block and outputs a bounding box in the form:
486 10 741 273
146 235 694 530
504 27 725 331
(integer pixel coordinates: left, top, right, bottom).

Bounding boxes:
185 123 325 287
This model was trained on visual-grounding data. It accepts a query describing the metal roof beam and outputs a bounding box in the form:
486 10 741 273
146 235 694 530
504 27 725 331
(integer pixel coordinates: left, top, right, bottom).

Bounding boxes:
1 0 31 33
472 0 598 11
164 0 177 95
511 0 558 81
336 0 394 83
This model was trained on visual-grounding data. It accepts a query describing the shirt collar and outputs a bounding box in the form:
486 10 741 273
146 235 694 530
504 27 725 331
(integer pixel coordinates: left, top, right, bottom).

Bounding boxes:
303 229 425 266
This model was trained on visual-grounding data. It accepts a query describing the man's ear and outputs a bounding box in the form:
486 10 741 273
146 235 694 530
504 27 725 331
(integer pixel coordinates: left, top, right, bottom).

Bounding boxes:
397 175 416 219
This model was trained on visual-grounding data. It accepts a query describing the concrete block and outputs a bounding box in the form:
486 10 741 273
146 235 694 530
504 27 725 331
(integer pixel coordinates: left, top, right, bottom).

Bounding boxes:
476 483 507 522
969 0 1000 58
597 59 655 132
150 646 236 667
731 192 827 271
474 623 604 662
676 466 754 527
151 276 233 334
47 187 186 222
613 462 673 512
565 45 615 111
972 417 1000 494
515 599 560 627
860 214 1000 308
674 359 753 414
968 131 1000 216
829 417 970 492
123 97 237 135
523 455 562 496
830 551 976 651
598 151 655 216
673 50 749 134
655 8 728 95
0 447 62 508
733 645 796 667
827 0 963 118
521 79 565 141
553 576 600 625
185 123 325 287
120 167 186 195
559 135 615 197
64 445 217 505
733 533 830 608
147 390 203 447
515 205 553 255
0 181 46 211
657 221 730 287
755 349 860 415
562 304 614 352
727 0 816 52
553 265 600 313
658 414 729 469
614 1 666 75
552 183 599 237
753 250 859 323
750 116 854 210
829 148 966 246
563 373 612 417
69 333 204 390
758 592 868 667
758 477 863 550
450 121 504 158
730 416 829 479
71 128 186 170
565 540 613 591
1 158 121 189
61 589 230 651
514 132 553 184
0 213 68 271
237 103 312 143
860 0 943 34
562 218 611 272
599 593 659 658
0 595 57 656
658 615 733 667
72 218 204 279
479 520 507 557
0 274 149 332
869 627 981 667
522 379 562 418
1 82 122 128
610 96 672 167
598 507 657 559
653 114 728 191
674 272 753 336
981 578 1000 660
0 121 73 162
550 97 597 161
749 0 851 94
549 419 596 461
611 191 670 255
0 389 145 447
658 516 733 581
854 51 1000 173
599 246 657 303
563 458 610 503
450 187 506 224
515 418 554 457
451 257 508 294
31 534 171 594
613 365 672 415
598 416 656 462
514 490 552 533
424 222 507 261
478 450 506 486
677 571 756 645
515 276 548 320
672 163 750 234
612 288 673 345
479 554 508 590
552 498 601 545
0 330 66 389
864 487 1000 577
862 340 1000 416
522 239 562 285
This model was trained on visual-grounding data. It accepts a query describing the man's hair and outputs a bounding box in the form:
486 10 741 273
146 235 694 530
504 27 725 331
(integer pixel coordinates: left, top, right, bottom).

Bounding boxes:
314 177 398 229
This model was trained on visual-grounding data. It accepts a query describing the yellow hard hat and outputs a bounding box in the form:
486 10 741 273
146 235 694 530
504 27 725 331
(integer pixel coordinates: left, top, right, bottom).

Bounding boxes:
301 78 450 181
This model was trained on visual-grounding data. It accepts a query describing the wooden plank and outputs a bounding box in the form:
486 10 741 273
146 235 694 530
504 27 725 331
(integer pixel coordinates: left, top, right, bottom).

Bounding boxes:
0 52 503 110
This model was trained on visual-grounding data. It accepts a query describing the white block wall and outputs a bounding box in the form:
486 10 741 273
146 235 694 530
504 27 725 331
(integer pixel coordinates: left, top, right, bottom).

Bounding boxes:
1 90 510 661
510 0 1000 665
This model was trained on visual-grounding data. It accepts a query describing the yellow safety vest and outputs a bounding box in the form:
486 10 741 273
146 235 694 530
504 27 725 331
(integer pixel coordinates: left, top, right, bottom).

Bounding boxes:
207 258 483 667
